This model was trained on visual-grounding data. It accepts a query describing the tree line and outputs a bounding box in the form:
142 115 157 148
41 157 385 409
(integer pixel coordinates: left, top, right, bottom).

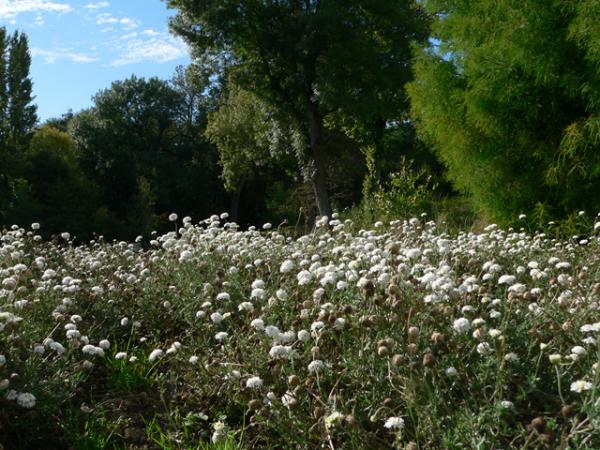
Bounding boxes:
1 1 599 239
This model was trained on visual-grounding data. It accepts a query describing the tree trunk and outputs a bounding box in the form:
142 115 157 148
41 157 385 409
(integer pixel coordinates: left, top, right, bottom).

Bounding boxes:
307 103 332 218
230 179 245 225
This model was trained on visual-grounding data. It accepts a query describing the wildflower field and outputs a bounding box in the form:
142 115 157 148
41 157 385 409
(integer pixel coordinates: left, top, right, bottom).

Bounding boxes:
1 214 599 449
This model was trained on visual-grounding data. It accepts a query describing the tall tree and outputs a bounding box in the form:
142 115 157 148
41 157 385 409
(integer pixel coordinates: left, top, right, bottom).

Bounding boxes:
205 83 301 222
407 1 600 225
0 27 8 145
71 76 227 238
168 0 429 217
7 30 37 147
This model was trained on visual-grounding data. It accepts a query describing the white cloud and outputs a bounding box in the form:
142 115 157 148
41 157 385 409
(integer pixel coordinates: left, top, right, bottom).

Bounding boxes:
32 47 98 64
0 0 72 19
121 31 137 40
95 12 117 24
96 12 139 30
142 29 160 37
110 34 188 66
84 1 108 9
32 15 44 26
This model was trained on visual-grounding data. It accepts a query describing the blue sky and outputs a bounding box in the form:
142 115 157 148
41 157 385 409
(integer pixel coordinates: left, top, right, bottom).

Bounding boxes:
1 0 191 121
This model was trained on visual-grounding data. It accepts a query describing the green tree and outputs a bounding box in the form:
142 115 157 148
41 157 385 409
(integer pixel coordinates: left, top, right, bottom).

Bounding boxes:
408 1 600 225
205 84 300 220
7 30 37 147
0 28 37 222
71 76 226 238
168 0 429 217
0 28 8 145
7 125 101 238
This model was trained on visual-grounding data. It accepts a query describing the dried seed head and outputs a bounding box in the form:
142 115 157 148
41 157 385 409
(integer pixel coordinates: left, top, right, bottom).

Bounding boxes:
391 354 404 367
538 431 555 446
561 404 575 419
288 375 300 387
248 399 261 411
377 345 389 357
430 332 445 345
408 326 420 338
530 416 546 432
383 397 393 407
423 353 436 367
384 338 395 348
313 406 326 419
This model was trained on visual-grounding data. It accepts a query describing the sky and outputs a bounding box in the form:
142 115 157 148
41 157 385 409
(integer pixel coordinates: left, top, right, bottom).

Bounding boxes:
1 0 191 122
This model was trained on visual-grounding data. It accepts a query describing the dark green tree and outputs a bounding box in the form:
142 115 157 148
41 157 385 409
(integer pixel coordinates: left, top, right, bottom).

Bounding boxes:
0 28 7 145
168 0 429 217
0 28 38 222
7 30 37 147
71 76 227 238
7 125 101 238
407 0 600 225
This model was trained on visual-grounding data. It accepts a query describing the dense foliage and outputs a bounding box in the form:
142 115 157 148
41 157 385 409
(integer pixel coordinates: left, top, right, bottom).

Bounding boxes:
408 0 600 227
1 216 599 449
168 0 430 217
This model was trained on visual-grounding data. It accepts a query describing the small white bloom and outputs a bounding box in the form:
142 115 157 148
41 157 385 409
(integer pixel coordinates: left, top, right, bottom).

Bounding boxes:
16 392 36 408
210 312 224 324
251 288 266 300
215 332 228 342
308 360 326 373
246 376 263 389
216 292 230 302
453 317 470 333
238 301 254 312
297 330 310 342
489 329 502 338
570 380 593 393
148 349 163 363
297 270 313 286
250 318 265 331
280 260 295 273
384 416 405 430
477 342 493 355
445 367 458 377
548 354 562 364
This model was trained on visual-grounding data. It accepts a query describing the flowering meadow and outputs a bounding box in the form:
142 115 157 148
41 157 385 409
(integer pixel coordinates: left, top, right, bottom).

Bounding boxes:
1 214 600 449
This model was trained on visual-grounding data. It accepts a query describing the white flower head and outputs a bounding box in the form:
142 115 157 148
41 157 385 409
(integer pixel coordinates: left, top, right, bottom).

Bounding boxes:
570 380 593 393
384 416 405 430
246 376 263 389
148 349 163 363
16 392 36 408
453 317 470 333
